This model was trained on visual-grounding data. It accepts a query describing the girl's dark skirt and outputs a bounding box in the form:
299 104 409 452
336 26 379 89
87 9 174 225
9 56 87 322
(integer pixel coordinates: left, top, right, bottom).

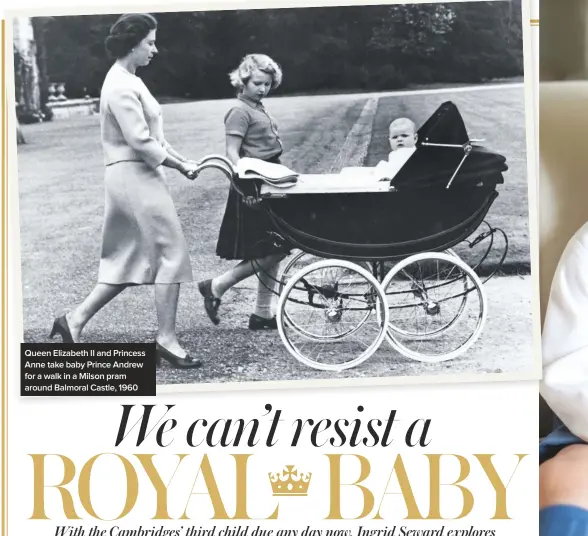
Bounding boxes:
216 155 291 260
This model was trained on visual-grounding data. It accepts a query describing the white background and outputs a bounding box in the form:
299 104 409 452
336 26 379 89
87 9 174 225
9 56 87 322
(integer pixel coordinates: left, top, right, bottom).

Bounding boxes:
3 0 541 534
12 383 539 534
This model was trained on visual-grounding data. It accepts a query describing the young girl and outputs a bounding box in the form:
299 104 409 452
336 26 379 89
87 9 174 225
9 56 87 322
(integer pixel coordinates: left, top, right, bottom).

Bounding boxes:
198 54 289 330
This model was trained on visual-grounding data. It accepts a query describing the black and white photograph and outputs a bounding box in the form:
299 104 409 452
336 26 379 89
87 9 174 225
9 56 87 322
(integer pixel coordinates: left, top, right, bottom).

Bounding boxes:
11 0 537 388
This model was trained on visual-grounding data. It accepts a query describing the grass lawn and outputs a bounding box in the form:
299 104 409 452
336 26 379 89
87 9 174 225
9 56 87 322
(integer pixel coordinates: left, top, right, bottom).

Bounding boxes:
16 85 533 384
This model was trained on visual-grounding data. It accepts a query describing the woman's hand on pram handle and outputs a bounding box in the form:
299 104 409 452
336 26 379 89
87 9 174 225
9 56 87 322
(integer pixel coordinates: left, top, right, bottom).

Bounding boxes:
179 162 199 180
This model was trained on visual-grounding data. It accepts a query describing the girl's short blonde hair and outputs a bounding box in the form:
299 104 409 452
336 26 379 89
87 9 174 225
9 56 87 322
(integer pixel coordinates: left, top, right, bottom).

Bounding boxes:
229 54 283 91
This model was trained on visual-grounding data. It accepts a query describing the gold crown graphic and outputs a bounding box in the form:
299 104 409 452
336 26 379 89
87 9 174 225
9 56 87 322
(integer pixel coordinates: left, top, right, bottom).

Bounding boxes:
268 465 312 496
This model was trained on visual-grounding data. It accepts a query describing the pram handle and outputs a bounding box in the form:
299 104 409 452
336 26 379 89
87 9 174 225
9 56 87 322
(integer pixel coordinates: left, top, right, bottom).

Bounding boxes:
195 154 235 171
192 159 246 198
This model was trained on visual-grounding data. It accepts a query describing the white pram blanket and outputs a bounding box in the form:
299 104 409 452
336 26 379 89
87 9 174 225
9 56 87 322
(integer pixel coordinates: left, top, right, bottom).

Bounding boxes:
372 147 417 179
237 149 415 195
235 158 299 187
260 171 392 195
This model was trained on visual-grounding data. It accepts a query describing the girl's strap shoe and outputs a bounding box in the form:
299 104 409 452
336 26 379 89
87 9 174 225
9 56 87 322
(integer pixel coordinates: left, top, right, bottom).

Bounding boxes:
198 279 221 325
248 314 278 330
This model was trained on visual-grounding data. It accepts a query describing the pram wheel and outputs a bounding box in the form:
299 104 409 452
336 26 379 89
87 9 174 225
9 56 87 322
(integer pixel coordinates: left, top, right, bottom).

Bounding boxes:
279 250 371 285
381 252 487 363
279 250 372 336
277 259 389 371
386 248 464 337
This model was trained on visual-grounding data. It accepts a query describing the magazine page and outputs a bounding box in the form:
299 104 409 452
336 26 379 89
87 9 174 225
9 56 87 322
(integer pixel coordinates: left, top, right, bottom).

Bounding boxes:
2 0 540 535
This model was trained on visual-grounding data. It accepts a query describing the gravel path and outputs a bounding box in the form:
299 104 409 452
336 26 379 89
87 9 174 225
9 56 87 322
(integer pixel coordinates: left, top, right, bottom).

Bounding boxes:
152 274 534 387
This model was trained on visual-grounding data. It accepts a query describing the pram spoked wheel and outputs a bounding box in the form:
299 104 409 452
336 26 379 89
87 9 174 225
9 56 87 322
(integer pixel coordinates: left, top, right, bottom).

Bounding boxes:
279 251 372 337
385 248 466 338
279 250 371 285
276 259 389 371
381 252 487 363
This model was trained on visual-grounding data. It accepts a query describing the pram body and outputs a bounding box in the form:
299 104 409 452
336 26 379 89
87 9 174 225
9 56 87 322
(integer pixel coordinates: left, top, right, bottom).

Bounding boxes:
194 102 509 371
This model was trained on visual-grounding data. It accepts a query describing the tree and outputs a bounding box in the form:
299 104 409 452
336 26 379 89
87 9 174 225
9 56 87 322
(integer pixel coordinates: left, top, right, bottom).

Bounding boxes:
34 4 524 99
440 1 523 82
365 4 455 87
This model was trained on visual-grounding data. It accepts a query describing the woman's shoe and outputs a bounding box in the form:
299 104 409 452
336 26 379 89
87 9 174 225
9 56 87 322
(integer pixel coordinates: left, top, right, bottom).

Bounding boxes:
248 314 278 330
155 342 201 369
49 314 74 343
198 279 221 325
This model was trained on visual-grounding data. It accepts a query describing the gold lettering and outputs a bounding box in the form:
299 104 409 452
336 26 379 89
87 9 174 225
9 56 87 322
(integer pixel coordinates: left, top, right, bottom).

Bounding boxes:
326 454 374 520
135 454 188 520
233 454 279 520
181 454 230 520
78 453 138 520
374 454 425 520
426 454 473 519
474 454 527 520
29 454 81 520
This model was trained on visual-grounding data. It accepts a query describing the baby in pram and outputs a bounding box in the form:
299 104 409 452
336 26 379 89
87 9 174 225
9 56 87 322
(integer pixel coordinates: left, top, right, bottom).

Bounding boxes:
372 117 418 180
387 117 418 151
241 115 420 194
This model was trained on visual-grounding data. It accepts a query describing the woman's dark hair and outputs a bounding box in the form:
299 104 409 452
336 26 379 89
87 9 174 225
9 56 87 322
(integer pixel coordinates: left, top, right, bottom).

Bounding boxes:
104 13 158 59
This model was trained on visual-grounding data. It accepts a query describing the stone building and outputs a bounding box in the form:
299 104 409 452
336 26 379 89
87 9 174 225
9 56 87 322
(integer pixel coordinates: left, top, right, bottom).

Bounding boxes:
12 17 42 123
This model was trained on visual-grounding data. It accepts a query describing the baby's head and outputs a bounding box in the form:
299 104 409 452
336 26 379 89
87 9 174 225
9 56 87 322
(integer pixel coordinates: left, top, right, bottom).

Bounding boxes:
388 118 417 151
229 54 283 103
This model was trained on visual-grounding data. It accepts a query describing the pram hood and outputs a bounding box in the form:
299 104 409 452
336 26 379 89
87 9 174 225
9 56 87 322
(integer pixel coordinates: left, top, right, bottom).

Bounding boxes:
392 101 508 190
263 101 507 260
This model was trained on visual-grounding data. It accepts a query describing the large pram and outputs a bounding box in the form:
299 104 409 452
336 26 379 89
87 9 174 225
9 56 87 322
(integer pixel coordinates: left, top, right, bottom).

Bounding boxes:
193 102 509 371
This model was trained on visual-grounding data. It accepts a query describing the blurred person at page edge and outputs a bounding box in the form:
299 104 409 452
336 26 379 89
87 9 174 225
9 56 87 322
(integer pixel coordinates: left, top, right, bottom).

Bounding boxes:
50 13 201 369
540 222 588 534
